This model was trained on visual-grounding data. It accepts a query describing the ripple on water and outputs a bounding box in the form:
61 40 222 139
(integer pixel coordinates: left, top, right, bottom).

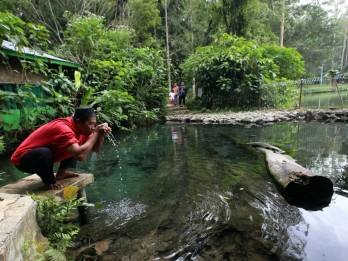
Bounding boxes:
163 189 233 260
88 198 148 228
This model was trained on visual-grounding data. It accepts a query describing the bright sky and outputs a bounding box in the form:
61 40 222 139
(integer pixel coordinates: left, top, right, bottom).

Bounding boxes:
299 0 347 17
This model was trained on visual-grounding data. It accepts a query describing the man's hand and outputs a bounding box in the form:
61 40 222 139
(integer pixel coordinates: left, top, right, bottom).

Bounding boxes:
96 123 111 135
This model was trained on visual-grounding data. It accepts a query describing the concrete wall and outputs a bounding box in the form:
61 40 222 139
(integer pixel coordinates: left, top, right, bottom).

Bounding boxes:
0 174 94 260
0 58 45 84
0 193 48 261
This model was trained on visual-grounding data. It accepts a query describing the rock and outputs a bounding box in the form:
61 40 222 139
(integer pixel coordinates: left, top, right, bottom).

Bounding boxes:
67 239 112 260
164 109 348 126
0 193 49 261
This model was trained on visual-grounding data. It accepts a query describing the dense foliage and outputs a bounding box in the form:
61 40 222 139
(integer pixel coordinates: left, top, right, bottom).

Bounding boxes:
0 136 4 153
56 13 167 128
181 34 301 109
0 0 347 137
31 186 83 259
0 12 49 51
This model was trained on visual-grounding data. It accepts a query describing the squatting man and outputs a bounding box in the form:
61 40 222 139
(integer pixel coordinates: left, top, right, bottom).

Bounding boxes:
11 106 111 190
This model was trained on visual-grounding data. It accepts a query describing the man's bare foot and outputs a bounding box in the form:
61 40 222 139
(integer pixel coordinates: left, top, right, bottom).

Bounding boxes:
45 183 63 190
56 170 80 180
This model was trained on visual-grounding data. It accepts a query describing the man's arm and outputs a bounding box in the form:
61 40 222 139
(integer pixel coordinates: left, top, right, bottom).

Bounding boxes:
67 132 103 161
67 123 111 160
92 134 105 152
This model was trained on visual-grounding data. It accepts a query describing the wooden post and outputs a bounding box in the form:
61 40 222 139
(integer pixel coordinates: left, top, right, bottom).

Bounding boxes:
334 78 344 108
299 79 303 109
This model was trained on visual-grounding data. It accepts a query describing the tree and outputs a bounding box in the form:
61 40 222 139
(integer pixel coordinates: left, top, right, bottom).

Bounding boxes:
181 34 271 109
181 34 303 109
6 0 129 45
164 0 171 91
285 4 338 76
158 0 219 82
127 0 161 46
57 13 107 66
221 0 250 37
56 13 167 128
340 5 348 72
0 12 50 57
279 0 286 47
261 44 305 79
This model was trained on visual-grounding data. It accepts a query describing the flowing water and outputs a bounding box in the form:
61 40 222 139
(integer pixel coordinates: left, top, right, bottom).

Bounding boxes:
1 122 348 260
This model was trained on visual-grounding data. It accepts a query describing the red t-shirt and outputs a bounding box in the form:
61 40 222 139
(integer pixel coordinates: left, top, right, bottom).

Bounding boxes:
11 117 91 166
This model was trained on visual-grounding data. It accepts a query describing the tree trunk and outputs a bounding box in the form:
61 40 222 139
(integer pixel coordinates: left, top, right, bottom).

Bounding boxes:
250 142 334 210
164 0 171 92
279 0 285 48
341 17 348 71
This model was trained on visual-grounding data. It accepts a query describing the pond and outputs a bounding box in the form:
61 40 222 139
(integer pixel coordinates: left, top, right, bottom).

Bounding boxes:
301 90 348 109
1 122 348 260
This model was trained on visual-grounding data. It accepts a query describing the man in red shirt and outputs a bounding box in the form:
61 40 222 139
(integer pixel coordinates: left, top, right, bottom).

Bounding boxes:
11 106 111 190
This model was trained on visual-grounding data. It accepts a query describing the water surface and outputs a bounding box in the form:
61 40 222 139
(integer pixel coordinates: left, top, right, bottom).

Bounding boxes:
301 90 348 109
1 122 348 260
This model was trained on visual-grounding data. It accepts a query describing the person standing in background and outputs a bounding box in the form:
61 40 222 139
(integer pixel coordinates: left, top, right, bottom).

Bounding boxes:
179 82 186 106
169 89 175 106
173 83 179 106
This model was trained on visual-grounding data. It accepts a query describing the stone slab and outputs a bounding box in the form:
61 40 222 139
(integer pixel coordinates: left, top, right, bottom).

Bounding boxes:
0 193 48 261
0 173 94 197
0 173 94 260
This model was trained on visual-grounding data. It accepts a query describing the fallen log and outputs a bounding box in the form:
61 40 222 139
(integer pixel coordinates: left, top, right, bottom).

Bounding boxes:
250 142 334 210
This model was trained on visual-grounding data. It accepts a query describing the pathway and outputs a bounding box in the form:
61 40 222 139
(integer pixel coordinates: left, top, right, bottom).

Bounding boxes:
165 108 348 125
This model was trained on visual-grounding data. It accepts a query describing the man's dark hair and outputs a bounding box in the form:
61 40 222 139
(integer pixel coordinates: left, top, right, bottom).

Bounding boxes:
73 106 96 122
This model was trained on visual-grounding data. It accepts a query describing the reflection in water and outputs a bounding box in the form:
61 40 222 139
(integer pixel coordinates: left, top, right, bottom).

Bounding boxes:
2 122 348 259
292 194 348 260
301 90 348 109
251 189 306 260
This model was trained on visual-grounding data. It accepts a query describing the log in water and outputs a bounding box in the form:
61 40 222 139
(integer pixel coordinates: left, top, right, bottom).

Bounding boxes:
250 142 334 210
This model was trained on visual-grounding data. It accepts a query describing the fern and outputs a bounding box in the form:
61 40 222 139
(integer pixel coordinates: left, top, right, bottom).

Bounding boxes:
45 248 68 261
31 186 83 257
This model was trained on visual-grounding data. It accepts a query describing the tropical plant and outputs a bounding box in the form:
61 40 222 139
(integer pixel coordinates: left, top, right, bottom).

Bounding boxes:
40 71 79 118
181 33 304 109
0 136 4 153
31 186 83 255
0 11 49 50
260 44 305 79
181 34 271 109
56 13 167 128
260 81 299 109
0 12 27 47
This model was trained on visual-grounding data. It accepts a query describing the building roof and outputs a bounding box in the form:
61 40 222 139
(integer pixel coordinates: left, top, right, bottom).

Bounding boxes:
1 40 80 68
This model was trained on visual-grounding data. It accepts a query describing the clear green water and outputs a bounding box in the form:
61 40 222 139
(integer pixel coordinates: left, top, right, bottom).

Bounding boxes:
301 90 348 109
1 122 348 260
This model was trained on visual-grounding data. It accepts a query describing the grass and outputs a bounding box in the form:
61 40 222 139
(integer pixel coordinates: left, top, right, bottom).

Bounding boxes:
302 83 348 94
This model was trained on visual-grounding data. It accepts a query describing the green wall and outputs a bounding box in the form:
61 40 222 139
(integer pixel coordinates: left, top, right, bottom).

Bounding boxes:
0 84 55 131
